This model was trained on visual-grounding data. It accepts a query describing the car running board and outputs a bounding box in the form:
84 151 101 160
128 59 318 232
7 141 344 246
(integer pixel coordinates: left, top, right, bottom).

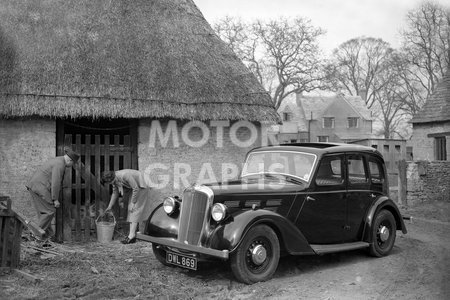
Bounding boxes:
310 242 369 255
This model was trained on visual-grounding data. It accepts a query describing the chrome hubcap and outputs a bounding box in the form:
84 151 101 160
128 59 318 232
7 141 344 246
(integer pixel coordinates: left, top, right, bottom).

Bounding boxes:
379 225 390 242
251 244 267 265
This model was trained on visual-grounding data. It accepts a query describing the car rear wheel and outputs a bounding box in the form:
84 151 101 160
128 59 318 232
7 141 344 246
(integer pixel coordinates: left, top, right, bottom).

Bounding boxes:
152 244 174 267
230 224 280 284
369 210 396 257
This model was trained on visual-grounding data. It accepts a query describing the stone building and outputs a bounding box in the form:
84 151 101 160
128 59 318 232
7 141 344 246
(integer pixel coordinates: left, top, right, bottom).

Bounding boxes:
274 93 374 143
0 0 279 241
410 67 450 161
406 64 450 204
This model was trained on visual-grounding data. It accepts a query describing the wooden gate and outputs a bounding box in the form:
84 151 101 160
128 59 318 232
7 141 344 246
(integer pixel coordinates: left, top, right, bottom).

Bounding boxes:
56 120 137 242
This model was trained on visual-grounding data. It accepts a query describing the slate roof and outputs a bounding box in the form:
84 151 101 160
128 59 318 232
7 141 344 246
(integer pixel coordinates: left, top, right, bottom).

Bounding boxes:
412 67 450 124
299 94 372 120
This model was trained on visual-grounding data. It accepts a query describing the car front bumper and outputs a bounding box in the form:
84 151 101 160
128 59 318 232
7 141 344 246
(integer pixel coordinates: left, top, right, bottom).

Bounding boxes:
136 233 230 259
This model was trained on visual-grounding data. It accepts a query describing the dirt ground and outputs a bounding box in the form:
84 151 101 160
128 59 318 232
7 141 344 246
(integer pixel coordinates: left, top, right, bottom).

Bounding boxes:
1 201 449 300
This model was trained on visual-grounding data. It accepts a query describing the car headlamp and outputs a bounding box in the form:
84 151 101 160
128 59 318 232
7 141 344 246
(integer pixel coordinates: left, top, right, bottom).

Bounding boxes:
163 197 178 215
211 203 227 222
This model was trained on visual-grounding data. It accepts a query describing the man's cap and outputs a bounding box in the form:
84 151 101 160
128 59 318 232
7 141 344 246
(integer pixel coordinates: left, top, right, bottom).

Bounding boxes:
64 147 80 163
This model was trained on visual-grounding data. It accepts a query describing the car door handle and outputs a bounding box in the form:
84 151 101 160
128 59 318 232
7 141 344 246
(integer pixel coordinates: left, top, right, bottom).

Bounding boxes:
306 196 316 201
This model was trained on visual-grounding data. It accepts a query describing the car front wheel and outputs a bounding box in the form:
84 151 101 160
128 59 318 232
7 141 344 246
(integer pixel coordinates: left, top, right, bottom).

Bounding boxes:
230 224 280 284
369 210 397 257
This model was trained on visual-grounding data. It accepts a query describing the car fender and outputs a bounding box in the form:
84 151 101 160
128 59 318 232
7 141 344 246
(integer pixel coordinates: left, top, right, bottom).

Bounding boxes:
143 203 178 239
209 209 315 255
363 196 407 242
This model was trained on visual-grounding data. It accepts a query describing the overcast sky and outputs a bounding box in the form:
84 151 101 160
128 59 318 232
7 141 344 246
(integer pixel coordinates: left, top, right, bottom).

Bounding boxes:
193 0 446 54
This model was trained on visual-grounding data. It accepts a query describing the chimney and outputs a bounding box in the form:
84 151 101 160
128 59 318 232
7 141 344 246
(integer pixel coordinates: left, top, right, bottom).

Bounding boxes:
358 89 367 101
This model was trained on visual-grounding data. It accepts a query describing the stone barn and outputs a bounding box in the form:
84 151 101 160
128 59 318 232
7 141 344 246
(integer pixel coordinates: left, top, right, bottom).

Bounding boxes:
411 66 450 161
407 63 450 204
0 0 279 241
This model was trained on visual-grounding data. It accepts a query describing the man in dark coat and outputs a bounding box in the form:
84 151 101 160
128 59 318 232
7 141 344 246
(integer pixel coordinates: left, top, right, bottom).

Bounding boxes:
26 148 80 240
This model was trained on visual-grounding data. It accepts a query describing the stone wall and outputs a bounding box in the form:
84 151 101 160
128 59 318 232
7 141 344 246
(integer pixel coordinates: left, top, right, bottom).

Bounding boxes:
0 118 275 220
0 118 56 219
406 161 450 205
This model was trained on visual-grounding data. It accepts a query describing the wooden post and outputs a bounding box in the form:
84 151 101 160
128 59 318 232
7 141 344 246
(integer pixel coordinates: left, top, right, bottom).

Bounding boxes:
84 134 92 241
63 134 73 241
398 160 407 206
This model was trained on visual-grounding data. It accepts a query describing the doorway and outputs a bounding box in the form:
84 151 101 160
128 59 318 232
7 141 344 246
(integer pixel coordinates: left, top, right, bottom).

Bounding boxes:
56 118 138 242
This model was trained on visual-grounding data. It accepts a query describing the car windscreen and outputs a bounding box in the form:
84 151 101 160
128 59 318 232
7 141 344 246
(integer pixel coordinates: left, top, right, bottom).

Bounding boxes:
241 151 317 182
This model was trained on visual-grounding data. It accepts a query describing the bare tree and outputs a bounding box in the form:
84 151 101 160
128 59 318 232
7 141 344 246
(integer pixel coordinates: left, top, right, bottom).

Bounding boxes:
326 37 394 108
213 17 271 88
372 52 410 138
214 16 326 109
390 52 427 117
400 1 450 97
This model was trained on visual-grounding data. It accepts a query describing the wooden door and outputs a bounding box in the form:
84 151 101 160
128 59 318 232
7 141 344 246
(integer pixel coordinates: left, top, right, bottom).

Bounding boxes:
56 119 138 242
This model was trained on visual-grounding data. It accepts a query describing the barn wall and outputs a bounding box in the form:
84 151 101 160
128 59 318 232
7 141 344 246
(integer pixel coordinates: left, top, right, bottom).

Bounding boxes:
137 119 269 201
0 118 56 220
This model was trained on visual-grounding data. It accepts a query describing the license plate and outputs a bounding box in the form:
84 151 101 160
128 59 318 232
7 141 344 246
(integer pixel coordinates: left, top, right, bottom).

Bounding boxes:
166 251 197 270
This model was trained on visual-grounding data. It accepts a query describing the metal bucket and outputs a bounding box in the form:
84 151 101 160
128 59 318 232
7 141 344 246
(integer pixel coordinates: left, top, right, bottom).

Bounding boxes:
95 214 116 243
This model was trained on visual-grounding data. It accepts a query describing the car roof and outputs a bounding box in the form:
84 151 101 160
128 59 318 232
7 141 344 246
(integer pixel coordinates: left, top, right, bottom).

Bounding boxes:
250 142 382 157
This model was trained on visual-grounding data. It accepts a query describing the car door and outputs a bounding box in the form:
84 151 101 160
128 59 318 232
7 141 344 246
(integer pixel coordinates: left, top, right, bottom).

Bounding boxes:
295 154 346 244
345 153 372 242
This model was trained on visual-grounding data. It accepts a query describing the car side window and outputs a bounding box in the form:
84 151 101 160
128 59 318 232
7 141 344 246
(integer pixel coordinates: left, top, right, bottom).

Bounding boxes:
315 155 344 186
347 154 368 184
368 157 385 184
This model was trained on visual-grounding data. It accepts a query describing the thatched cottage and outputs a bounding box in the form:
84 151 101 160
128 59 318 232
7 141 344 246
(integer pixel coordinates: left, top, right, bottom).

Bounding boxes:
0 0 279 241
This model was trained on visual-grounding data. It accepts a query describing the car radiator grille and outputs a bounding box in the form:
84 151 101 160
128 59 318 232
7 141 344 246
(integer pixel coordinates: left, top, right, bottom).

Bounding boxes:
178 188 210 245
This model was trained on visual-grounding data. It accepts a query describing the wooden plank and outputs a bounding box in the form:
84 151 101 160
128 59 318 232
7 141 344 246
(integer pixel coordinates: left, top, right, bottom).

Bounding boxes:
55 120 65 242
104 135 110 172
114 135 120 170
23 244 60 256
124 135 132 232
130 121 138 169
95 135 101 222
78 163 110 209
10 209 45 237
13 269 41 283
0 217 7 267
66 144 132 152
124 135 131 171
75 134 82 241
113 135 122 222
84 134 92 240
11 218 22 268
0 217 21 268
63 135 73 241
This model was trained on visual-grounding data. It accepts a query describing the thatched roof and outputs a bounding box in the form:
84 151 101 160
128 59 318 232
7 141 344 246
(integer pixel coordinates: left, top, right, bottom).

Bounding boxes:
411 66 450 124
0 0 279 123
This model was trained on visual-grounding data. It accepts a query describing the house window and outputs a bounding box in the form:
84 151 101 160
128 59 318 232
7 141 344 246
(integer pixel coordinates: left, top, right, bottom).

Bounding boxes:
282 112 292 121
435 137 447 160
347 117 359 128
323 117 335 128
317 136 329 142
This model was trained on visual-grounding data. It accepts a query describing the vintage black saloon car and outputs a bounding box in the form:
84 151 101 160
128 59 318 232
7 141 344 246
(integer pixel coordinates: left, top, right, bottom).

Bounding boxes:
137 143 407 284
